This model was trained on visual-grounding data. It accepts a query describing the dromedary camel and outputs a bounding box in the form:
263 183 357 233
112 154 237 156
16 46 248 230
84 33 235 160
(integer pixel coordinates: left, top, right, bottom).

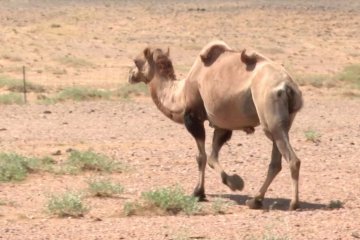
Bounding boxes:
128 40 303 210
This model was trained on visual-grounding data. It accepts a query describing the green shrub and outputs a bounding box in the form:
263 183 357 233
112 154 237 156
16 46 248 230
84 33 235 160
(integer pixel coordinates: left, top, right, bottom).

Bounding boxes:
116 83 149 99
0 76 45 93
0 153 55 182
328 200 344 209
47 192 89 217
336 64 360 88
87 178 124 197
211 197 231 214
55 87 111 102
123 202 139 216
304 129 321 143
141 186 200 215
296 74 332 88
64 150 124 173
0 93 23 105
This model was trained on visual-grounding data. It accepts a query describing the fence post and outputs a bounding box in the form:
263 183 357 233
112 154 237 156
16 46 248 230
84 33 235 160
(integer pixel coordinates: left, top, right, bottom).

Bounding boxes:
22 66 27 104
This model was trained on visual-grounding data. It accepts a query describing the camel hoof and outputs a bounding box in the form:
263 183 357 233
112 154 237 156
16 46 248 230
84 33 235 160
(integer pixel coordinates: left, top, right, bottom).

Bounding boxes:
193 188 206 201
289 201 299 211
246 198 263 209
222 173 244 191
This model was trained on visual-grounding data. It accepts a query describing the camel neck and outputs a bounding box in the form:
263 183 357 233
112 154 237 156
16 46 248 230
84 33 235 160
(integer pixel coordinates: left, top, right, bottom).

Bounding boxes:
149 77 186 124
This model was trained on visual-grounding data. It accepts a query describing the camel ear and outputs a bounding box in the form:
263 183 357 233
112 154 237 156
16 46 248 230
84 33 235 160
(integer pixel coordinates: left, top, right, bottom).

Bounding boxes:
143 47 152 60
166 47 170 57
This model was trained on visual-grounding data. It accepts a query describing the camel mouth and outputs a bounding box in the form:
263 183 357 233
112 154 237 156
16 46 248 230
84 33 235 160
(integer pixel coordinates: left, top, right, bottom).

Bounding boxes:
128 68 140 84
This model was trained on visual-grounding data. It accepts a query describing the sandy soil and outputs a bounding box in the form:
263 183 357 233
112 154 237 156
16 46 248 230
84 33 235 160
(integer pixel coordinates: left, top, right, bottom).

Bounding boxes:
0 88 359 239
0 0 360 239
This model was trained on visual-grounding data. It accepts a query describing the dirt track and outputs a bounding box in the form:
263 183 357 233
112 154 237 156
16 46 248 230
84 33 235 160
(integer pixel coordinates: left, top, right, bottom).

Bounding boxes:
0 0 360 239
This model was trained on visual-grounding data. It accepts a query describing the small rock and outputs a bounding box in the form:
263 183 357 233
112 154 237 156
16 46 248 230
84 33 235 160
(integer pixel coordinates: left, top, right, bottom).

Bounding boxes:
0 128 7 131
92 217 102 222
43 110 52 114
66 148 74 153
50 23 61 28
52 150 62 156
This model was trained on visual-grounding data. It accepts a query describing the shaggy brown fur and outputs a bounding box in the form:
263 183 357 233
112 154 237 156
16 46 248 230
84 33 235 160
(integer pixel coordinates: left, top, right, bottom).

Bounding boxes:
155 54 176 80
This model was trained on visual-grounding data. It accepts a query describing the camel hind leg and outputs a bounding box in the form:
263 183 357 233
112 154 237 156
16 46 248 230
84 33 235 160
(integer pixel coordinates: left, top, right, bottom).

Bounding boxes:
273 128 301 210
208 128 244 191
249 84 301 210
247 121 300 210
246 140 282 209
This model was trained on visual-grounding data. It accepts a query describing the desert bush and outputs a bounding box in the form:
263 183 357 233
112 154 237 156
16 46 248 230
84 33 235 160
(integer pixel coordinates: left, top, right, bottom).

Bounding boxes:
47 192 88 217
336 64 360 88
55 87 111 102
141 186 201 215
328 200 344 209
87 178 124 197
116 83 149 99
211 197 232 214
304 129 321 143
64 150 124 174
123 186 200 216
0 75 45 93
123 202 140 216
0 93 23 105
296 74 333 88
0 153 55 182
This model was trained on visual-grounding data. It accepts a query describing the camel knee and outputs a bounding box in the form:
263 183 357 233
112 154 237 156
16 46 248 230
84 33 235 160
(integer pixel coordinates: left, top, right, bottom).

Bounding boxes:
196 154 207 170
290 157 301 178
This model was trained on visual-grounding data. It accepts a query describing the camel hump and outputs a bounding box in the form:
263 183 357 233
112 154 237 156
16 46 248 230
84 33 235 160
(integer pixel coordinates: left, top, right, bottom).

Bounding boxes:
199 40 232 65
240 49 267 67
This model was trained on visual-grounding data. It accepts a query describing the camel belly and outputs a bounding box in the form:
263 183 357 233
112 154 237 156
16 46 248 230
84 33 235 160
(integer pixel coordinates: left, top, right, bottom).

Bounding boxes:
203 95 260 130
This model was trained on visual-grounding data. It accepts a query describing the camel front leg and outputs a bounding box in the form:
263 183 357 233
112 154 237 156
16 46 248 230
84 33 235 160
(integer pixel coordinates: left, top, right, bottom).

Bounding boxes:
208 128 244 191
193 138 207 200
184 111 207 201
246 141 282 209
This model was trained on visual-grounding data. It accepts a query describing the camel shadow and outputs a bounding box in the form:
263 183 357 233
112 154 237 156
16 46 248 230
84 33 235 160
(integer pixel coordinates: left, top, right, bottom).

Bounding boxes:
208 194 327 211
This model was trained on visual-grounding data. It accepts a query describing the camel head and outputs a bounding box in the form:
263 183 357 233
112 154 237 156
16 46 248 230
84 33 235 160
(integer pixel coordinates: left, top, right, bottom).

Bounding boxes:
129 47 176 84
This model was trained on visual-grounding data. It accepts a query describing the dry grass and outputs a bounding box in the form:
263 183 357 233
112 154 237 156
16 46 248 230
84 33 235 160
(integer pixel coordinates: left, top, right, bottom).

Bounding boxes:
124 186 201 216
336 64 360 88
47 192 89 218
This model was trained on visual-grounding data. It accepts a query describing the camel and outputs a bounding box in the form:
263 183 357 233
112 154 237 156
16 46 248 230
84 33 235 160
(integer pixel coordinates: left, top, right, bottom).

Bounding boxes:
128 40 303 210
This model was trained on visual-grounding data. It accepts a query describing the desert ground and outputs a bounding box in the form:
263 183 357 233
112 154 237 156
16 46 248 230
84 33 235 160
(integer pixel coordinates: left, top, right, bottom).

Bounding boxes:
0 0 360 239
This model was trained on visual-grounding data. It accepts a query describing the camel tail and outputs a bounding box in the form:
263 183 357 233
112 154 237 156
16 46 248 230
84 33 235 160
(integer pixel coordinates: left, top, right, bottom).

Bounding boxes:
286 83 303 114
